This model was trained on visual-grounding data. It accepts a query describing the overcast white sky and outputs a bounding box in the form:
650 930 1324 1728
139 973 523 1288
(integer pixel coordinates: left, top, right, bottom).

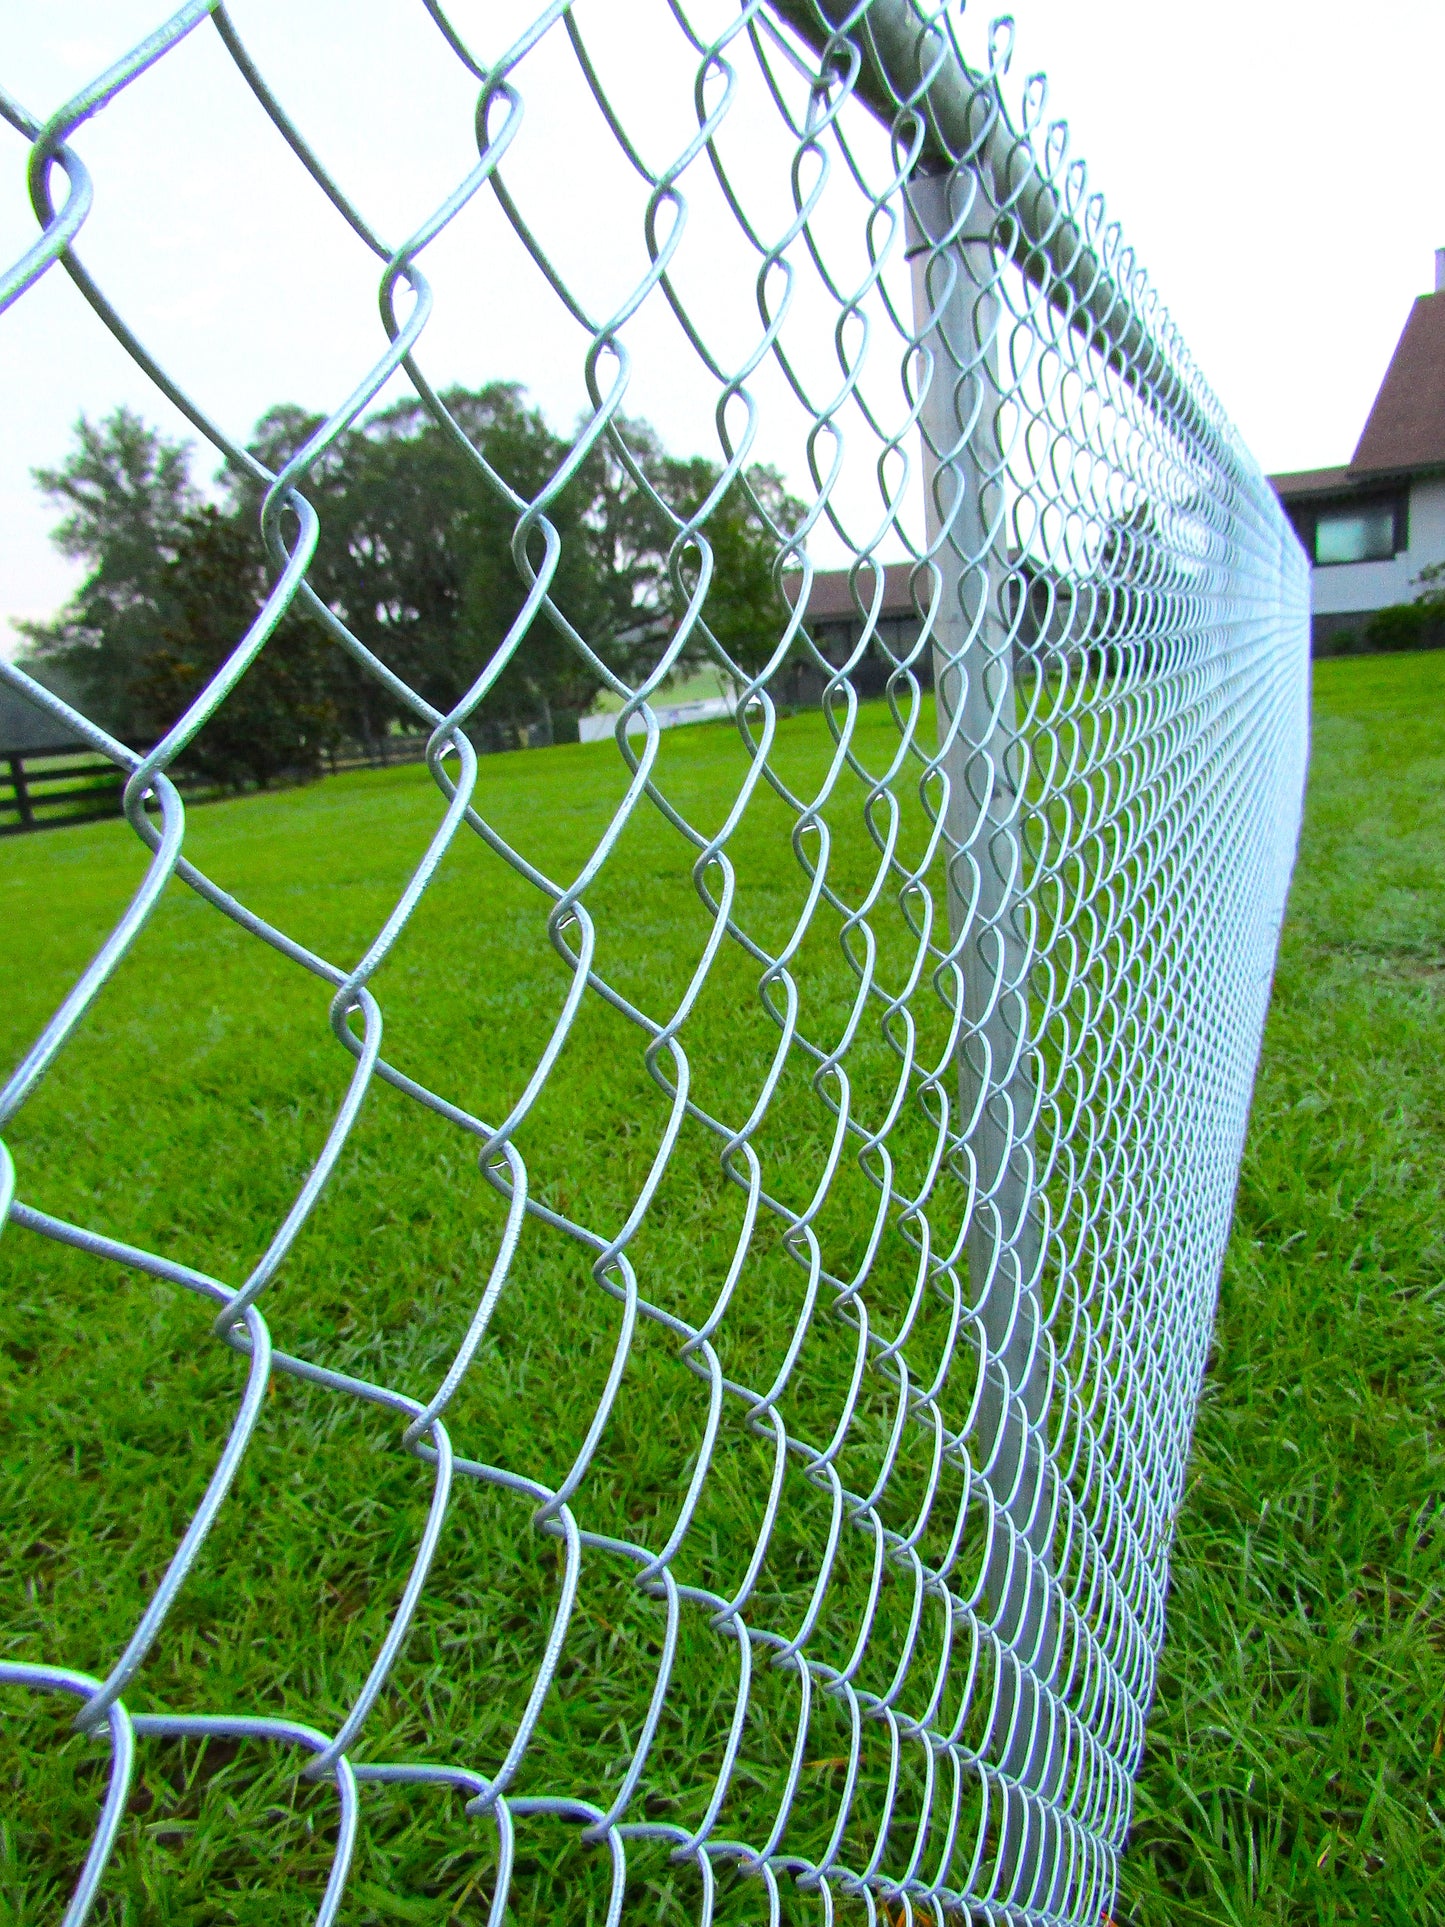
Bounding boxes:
3 0 1443 646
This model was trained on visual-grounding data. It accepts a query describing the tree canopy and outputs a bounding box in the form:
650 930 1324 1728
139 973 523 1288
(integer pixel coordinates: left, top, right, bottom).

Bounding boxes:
17 407 201 733
19 389 805 787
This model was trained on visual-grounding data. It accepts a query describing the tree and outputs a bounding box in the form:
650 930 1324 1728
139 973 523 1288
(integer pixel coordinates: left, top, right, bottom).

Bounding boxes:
649 455 806 679
130 507 341 789
22 388 807 767
237 389 804 737
237 387 666 743
16 407 201 732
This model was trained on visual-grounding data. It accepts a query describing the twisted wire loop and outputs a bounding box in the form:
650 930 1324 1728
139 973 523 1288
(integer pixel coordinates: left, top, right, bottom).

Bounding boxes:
0 3 1307 1922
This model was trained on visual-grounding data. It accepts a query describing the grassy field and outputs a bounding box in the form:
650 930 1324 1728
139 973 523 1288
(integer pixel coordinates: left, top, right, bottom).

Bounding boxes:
1119 650 1445 1925
0 697 989 1926
0 652 1441 1922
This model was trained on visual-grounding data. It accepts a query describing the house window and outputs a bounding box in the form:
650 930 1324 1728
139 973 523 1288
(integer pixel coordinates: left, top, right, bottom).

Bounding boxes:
1314 504 1398 566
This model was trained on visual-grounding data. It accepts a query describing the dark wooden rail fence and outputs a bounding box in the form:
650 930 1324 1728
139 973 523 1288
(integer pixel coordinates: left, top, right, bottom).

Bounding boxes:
2 747 126 834
0 735 437 837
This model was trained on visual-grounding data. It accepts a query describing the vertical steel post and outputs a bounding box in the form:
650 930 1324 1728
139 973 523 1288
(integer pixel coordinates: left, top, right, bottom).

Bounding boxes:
907 163 1061 1905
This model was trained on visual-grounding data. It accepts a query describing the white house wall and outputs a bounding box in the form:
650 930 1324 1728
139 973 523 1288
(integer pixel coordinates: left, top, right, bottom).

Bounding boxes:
1312 476 1445 615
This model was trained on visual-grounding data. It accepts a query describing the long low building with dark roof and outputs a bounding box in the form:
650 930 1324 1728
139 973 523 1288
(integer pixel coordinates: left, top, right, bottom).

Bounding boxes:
779 557 1088 706
1271 251 1445 652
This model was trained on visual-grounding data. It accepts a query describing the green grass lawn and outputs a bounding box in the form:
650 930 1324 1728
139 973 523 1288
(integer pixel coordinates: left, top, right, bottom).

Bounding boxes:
0 698 984 1925
1 653 1442 1923
1119 650 1445 1925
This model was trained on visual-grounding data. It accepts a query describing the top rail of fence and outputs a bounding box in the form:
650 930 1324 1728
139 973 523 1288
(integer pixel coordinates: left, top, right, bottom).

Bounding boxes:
770 0 1237 458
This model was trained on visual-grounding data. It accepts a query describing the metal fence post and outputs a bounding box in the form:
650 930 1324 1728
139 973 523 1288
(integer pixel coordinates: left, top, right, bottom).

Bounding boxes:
907 163 1060 1901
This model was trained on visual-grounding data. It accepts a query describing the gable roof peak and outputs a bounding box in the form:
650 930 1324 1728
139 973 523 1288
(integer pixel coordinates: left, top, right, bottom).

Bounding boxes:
1350 275 1445 476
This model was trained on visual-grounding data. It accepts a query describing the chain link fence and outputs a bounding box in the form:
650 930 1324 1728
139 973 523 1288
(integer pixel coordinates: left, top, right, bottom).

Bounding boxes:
0 3 1308 1920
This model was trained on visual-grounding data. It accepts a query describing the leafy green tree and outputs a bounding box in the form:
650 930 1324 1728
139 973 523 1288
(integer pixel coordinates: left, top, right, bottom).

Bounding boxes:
238 388 804 734
641 454 801 676
239 387 666 742
23 388 807 766
130 508 341 789
16 407 200 731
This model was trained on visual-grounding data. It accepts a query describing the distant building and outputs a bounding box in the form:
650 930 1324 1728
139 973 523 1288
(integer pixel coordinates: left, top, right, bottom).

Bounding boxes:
786 562 922 663
781 561 924 702
1271 251 1445 652
782 559 1074 702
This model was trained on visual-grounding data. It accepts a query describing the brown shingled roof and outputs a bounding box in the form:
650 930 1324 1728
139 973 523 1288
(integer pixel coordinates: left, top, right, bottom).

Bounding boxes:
782 561 917 621
1351 290 1445 475
1269 465 1355 504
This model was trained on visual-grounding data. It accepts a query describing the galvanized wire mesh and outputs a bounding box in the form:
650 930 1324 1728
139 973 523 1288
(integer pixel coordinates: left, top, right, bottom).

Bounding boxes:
0 3 1309 1921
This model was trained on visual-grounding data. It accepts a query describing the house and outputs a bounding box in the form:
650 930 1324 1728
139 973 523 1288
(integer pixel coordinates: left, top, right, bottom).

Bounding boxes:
780 558 1079 702
1271 251 1445 653
785 562 923 665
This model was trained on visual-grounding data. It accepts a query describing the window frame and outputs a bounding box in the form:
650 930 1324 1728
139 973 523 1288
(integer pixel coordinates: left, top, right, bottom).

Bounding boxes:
1288 490 1409 569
